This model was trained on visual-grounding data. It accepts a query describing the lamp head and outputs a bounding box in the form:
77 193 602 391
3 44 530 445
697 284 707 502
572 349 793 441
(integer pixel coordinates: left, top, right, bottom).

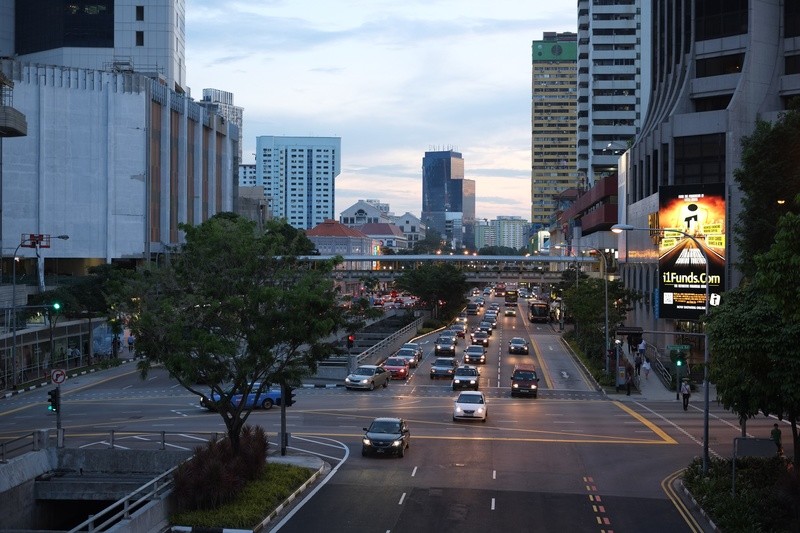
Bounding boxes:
611 224 634 234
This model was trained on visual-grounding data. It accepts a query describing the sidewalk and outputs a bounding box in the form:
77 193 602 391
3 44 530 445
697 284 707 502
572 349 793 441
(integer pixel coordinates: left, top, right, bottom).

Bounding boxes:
611 364 716 404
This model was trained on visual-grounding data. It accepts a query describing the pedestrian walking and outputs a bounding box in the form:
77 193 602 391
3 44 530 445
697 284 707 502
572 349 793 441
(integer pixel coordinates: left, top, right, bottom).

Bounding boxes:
771 423 784 456
127 335 135 354
625 364 634 396
680 379 691 410
634 353 643 376
642 358 651 380
638 338 647 358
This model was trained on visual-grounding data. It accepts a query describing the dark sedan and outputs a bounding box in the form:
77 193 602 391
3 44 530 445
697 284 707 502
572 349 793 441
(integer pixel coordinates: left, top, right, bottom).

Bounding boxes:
471 331 490 347
362 417 410 457
508 337 530 355
430 357 458 379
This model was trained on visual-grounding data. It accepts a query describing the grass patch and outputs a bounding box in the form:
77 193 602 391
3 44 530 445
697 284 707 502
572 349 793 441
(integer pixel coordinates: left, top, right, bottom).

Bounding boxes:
563 332 615 387
170 462 315 529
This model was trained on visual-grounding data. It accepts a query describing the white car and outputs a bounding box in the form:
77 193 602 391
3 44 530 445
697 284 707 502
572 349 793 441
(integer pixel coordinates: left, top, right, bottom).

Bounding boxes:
453 390 487 422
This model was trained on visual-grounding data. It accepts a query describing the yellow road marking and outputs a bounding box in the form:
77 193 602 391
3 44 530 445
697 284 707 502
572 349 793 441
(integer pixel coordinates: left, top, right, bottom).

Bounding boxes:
661 468 704 532
612 401 677 444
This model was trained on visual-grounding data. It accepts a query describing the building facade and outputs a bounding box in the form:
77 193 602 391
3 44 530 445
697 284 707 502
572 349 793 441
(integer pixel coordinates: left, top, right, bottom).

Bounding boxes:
577 0 649 185
388 212 426 250
531 32 579 234
495 216 531 251
339 199 391 227
255 136 341 230
201 88 243 168
617 1 800 350
4 0 187 94
421 149 466 247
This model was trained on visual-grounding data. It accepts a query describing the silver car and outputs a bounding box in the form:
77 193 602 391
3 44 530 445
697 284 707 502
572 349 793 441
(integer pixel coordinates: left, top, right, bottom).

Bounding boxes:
345 365 391 390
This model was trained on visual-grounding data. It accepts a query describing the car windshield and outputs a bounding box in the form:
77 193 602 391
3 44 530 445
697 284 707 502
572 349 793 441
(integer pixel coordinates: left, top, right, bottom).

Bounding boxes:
385 358 405 366
397 349 415 357
466 347 482 353
457 394 484 404
514 371 537 380
439 336 454 342
456 368 477 376
403 344 418 350
511 339 526 345
369 421 401 433
434 359 453 366
353 367 375 376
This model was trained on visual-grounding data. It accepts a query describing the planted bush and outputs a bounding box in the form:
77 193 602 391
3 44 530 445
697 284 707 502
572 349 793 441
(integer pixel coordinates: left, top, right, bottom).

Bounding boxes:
173 425 268 511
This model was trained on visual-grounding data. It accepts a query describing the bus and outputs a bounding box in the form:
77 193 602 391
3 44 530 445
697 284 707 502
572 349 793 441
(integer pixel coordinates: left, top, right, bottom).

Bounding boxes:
504 289 519 307
528 300 550 323
494 282 506 297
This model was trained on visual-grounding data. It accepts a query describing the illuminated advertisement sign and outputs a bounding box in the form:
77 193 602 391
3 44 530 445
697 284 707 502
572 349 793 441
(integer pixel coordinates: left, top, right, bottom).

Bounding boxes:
658 184 726 320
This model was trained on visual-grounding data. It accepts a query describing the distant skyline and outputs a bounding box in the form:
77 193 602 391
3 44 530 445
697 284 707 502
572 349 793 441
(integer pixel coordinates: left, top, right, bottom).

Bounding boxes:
184 1 577 221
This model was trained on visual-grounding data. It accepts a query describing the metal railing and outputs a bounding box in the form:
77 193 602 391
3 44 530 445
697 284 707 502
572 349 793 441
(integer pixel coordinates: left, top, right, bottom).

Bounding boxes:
356 317 424 365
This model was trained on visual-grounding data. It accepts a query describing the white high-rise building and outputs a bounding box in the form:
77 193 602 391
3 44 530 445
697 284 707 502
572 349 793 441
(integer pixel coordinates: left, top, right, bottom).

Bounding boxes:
255 136 341 230
495 216 530 250
577 0 649 185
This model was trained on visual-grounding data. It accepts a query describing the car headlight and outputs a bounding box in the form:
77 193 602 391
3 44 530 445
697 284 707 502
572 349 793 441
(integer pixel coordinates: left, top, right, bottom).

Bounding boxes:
345 377 351 383
361 379 369 384
476 407 485 414
392 439 403 447
512 383 519 388
454 379 461 384
469 380 476 384
455 405 463 413
447 369 453 374
363 438 371 445
531 384 537 389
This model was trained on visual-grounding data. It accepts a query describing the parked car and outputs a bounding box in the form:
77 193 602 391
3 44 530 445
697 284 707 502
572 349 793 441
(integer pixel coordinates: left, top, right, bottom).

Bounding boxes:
382 357 410 380
395 347 420 368
508 337 530 355
362 417 410 457
453 391 487 422
510 364 539 398
200 382 282 411
435 335 457 355
430 357 458 379
463 345 487 365
452 365 480 391
345 365 391 390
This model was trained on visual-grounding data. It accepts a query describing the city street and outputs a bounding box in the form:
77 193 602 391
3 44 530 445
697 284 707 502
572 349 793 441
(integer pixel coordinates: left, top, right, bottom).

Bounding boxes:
0 295 783 532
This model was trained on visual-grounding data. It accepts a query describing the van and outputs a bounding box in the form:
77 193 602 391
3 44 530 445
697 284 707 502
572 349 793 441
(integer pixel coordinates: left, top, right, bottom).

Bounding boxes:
510 364 539 398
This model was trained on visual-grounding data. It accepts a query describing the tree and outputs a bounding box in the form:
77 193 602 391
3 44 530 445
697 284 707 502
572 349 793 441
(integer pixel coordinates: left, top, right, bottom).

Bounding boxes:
733 103 800 279
120 215 353 451
705 282 800 462
395 263 468 319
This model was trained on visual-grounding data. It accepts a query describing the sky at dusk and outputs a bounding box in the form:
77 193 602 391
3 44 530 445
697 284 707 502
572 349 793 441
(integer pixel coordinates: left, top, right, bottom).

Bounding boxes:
184 0 577 221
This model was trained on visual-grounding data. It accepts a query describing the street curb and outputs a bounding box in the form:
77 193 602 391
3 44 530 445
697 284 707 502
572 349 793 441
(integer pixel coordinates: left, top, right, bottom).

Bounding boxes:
1 357 142 400
678 479 721 532
300 383 343 389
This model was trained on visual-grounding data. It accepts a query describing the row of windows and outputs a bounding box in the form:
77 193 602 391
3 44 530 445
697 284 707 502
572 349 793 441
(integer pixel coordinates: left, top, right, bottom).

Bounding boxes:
695 53 743 77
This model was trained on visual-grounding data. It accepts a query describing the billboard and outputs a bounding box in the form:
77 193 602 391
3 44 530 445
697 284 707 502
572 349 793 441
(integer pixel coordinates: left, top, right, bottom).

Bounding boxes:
658 184 726 320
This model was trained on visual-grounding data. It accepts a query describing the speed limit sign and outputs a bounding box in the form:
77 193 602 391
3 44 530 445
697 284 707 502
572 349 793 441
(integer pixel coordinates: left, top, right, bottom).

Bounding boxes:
51 369 66 384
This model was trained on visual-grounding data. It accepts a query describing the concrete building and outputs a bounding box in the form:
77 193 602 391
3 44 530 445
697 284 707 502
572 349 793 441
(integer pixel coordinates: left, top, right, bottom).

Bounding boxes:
255 136 341 230
495 216 531 251
357 223 407 253
421 149 469 248
388 212 426 251
617 1 800 352
3 0 187 94
577 0 649 185
239 163 257 187
201 88 243 168
531 32 578 234
474 220 497 250
339 199 391 227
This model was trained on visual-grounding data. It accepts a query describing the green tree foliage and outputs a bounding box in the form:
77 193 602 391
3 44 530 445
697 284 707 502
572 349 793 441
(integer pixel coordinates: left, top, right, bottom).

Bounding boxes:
119 215 353 450
754 205 800 324
395 263 468 318
561 277 640 361
733 105 800 279
477 246 522 256
705 282 800 462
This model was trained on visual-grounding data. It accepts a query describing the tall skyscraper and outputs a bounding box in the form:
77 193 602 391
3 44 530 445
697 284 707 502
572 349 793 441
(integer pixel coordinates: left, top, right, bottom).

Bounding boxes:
421 149 465 247
577 1 648 185
531 32 578 233
7 0 187 93
255 136 341 230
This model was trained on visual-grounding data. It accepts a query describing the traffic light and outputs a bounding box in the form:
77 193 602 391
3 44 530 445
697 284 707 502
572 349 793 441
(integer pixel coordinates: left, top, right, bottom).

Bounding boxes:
676 353 685 367
285 386 296 407
52 302 61 312
47 388 60 412
347 335 355 349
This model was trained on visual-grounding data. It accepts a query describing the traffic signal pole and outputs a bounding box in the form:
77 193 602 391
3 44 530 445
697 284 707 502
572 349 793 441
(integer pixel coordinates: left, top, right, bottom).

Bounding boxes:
56 384 62 430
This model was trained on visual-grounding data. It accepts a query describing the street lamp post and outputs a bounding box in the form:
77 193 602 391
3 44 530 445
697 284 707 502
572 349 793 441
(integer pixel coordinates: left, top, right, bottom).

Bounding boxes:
10 234 69 388
612 223 711 475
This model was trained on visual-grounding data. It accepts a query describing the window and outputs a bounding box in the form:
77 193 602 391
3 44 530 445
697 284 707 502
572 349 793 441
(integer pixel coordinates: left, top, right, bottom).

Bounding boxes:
673 134 725 185
695 53 744 77
135 31 144 46
136 5 144 21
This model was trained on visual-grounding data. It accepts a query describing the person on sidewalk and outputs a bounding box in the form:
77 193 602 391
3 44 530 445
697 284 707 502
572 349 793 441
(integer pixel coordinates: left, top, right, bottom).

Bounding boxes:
771 423 784 456
680 379 691 410
634 353 643 376
642 358 651 380
638 338 647 358
625 364 634 396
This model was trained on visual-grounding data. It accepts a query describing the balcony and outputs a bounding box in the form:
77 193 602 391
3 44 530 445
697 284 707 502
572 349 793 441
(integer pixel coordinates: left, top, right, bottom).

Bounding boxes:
0 105 27 137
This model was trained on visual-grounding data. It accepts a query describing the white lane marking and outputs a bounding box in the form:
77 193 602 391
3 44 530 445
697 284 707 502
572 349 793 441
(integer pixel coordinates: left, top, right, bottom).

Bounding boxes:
122 385 132 390
491 497 496 510
411 466 418 477
399 492 406 505
492 470 496 480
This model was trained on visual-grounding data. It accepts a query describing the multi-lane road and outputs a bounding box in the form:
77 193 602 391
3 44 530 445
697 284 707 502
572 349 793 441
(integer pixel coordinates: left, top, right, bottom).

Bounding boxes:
0 294 780 532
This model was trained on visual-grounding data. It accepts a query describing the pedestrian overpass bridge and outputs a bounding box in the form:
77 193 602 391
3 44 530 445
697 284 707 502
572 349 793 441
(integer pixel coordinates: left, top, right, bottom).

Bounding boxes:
299 254 598 284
